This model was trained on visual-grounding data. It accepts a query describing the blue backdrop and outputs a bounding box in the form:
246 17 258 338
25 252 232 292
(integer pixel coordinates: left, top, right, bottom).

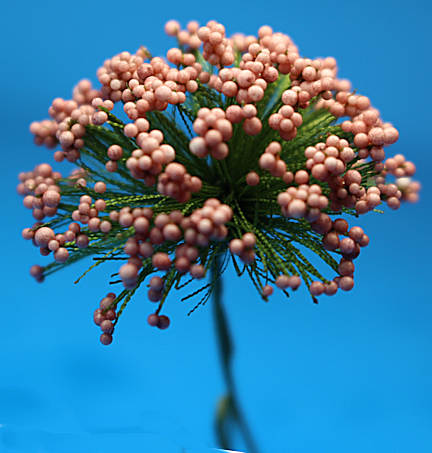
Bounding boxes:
1 1 431 452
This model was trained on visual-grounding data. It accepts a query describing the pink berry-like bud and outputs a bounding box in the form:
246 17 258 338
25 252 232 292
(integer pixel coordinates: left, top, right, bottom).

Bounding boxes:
100 333 113 345
147 314 159 327
157 315 170 330
34 227 55 247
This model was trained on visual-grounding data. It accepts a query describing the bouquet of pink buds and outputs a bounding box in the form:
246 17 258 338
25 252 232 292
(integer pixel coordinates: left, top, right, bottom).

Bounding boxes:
19 19 419 351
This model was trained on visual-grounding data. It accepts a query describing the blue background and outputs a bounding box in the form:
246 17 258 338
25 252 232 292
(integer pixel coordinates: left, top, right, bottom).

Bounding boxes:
1 0 431 451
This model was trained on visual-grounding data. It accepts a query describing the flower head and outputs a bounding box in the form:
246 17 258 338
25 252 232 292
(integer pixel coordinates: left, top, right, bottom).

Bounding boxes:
18 20 420 345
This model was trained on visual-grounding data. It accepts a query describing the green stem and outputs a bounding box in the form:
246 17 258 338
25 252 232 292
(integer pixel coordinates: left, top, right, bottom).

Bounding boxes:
212 253 260 453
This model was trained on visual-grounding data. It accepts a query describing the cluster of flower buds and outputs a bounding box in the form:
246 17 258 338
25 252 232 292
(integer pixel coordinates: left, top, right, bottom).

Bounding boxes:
277 184 328 221
20 19 420 345
320 94 400 154
210 67 268 104
30 119 58 149
43 84 109 163
189 108 233 159
97 47 204 121
307 214 370 295
147 313 171 330
198 21 235 67
229 233 257 264
269 103 303 141
157 163 202 202
208 27 299 103
125 128 177 186
257 27 298 74
385 154 416 178
225 104 262 136
24 225 69 262
275 275 302 291
147 276 166 302
175 244 206 278
286 57 346 109
165 20 202 49
259 142 287 178
108 199 229 286
93 293 118 345
97 51 146 103
71 195 109 232
326 169 374 213
72 79 100 106
105 144 123 172
183 199 233 246
305 135 356 180
395 177 420 203
228 33 257 53
17 164 62 221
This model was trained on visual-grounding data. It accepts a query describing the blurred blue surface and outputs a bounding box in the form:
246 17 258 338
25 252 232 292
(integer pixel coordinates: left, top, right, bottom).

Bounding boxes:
1 0 431 452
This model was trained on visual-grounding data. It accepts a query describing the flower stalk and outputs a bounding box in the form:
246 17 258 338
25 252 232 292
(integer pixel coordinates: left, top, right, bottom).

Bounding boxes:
212 253 259 453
